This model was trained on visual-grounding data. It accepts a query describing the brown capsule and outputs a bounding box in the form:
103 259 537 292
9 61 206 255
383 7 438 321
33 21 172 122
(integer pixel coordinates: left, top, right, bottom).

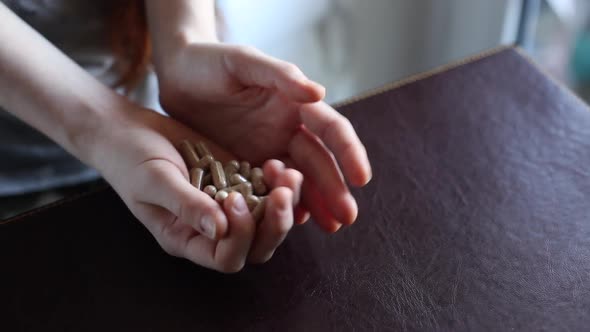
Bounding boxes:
229 173 248 185
245 194 260 211
194 141 212 158
224 164 238 179
195 155 214 170
179 140 200 169
239 161 251 179
215 190 229 203
241 182 254 196
251 167 267 195
251 197 267 223
211 161 228 189
202 173 213 186
190 168 204 190
203 185 217 198
253 182 267 196
225 182 253 196
251 167 263 180
228 160 240 171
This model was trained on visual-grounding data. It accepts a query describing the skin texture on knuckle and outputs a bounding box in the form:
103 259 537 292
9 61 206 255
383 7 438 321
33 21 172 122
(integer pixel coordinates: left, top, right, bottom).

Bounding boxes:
162 245 180 258
234 45 258 57
271 187 295 236
249 252 274 265
340 115 355 133
283 168 303 204
217 259 246 274
274 217 294 237
284 168 303 185
322 116 348 143
281 62 303 80
148 163 173 183
156 236 182 258
182 200 214 225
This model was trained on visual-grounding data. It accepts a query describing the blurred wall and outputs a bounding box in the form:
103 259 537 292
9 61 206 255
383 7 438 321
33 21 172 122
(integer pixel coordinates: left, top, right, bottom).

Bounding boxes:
218 0 522 103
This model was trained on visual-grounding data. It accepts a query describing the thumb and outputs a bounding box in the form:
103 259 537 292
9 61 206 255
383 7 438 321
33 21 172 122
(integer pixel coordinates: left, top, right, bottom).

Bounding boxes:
226 45 325 102
135 160 228 240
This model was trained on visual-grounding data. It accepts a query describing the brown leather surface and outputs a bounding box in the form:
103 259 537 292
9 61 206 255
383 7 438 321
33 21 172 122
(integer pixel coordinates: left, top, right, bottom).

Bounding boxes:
2 47 590 331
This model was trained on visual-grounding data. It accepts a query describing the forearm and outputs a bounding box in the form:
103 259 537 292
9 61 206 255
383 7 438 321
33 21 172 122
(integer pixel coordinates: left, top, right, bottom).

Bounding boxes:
0 3 124 166
145 0 218 75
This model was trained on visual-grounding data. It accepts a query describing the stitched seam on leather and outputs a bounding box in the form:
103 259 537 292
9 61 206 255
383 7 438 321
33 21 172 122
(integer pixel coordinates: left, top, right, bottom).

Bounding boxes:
0 184 110 226
332 45 514 108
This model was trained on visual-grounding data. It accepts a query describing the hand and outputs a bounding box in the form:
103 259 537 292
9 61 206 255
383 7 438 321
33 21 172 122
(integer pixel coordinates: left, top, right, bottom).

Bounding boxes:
156 42 372 232
91 104 303 272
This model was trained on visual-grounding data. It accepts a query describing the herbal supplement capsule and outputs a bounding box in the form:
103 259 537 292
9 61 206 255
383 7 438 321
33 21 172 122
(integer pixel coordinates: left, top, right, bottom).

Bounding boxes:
229 173 248 185
228 160 240 171
240 182 253 196
251 167 267 195
215 190 229 203
194 141 212 158
239 161 251 179
190 168 204 190
224 164 238 179
251 197 267 223
203 185 217 198
195 155 214 170
179 140 200 169
226 182 253 196
202 173 212 186
211 161 228 189
245 194 260 211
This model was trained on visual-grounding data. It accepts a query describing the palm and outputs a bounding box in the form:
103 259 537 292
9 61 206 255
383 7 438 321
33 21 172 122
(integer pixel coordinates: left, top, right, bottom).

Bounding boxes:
158 43 372 231
171 89 299 164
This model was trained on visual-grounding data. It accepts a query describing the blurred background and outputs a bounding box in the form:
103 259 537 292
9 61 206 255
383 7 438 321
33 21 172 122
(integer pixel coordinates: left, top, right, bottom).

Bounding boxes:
217 0 590 104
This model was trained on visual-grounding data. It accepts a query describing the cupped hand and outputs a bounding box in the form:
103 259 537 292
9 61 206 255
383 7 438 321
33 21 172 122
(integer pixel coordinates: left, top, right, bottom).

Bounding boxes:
92 105 302 272
157 43 372 232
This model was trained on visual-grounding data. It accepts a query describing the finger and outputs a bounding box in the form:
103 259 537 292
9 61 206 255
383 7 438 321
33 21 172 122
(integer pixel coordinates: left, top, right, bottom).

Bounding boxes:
274 168 303 206
135 204 220 271
301 178 342 233
299 102 372 186
263 160 303 205
135 159 228 240
210 193 257 272
262 159 285 187
289 129 358 225
248 187 294 264
294 205 310 225
180 193 255 273
279 158 313 225
132 202 204 259
227 46 325 102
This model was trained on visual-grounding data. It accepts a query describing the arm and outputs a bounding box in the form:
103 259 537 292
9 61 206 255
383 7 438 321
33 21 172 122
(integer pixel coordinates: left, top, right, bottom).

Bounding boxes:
0 2 304 272
145 0 218 77
0 2 121 167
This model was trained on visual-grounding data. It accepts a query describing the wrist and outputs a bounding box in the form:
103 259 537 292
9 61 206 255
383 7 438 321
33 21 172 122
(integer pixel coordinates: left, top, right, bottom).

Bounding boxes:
152 31 219 81
146 0 219 74
65 93 132 171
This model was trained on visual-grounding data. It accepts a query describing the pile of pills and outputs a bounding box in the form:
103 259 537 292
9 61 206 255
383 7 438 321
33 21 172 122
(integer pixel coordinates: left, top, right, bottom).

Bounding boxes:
178 140 268 222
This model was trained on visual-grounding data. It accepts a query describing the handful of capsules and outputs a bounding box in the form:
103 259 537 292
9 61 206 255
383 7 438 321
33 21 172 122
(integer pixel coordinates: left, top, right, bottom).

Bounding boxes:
178 140 268 222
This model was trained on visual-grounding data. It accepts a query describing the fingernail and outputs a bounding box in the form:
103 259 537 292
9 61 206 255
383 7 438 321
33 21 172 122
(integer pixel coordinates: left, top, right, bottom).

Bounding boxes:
232 195 248 215
200 215 216 239
337 193 358 225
